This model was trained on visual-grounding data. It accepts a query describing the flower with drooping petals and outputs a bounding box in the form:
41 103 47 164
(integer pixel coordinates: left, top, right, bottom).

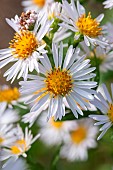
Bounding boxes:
59 0 107 47
0 15 53 82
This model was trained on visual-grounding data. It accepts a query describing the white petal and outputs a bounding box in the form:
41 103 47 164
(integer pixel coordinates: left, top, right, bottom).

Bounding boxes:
100 122 112 131
102 84 112 103
96 14 104 22
6 18 18 32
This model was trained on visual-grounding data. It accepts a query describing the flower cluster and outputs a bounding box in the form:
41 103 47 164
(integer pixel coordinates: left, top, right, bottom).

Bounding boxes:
0 85 40 168
0 0 113 168
38 113 98 161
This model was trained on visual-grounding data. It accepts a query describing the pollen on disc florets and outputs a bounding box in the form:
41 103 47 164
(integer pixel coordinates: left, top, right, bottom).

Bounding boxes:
45 68 73 97
108 104 113 122
76 12 102 38
33 0 46 7
0 87 20 103
9 31 38 59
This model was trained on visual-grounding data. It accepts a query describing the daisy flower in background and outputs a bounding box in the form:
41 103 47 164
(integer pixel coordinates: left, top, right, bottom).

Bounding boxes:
89 84 113 140
59 0 107 47
20 42 97 126
0 85 28 109
46 2 62 20
0 106 19 125
43 2 72 44
80 43 113 72
0 125 40 166
104 22 113 46
0 14 53 82
6 10 38 32
22 0 53 11
60 118 98 161
0 124 17 147
38 111 72 146
103 0 113 9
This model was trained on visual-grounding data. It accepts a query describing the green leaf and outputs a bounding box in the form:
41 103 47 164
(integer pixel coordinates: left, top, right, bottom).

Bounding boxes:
60 110 101 121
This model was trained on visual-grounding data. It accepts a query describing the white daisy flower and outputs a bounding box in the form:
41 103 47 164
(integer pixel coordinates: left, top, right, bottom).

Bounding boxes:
60 118 98 161
0 85 28 110
89 84 113 140
38 111 72 146
0 107 19 125
0 125 40 165
0 15 53 82
20 43 97 126
22 0 53 12
80 42 113 72
0 124 17 147
59 0 107 47
103 0 113 9
6 10 38 31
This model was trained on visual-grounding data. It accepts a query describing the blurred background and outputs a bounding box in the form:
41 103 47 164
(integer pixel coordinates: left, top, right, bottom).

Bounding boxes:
1 0 113 170
0 0 22 86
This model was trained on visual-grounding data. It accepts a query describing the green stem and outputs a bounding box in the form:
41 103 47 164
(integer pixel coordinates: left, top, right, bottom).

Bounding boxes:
50 144 62 170
43 36 52 47
73 35 84 48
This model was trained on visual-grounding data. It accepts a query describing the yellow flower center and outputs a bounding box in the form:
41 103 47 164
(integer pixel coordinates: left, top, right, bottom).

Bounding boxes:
33 0 45 7
50 118 63 129
0 87 20 103
11 146 22 155
11 139 26 155
0 137 4 144
76 12 102 38
45 68 73 97
9 31 38 59
70 127 87 144
108 104 113 122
